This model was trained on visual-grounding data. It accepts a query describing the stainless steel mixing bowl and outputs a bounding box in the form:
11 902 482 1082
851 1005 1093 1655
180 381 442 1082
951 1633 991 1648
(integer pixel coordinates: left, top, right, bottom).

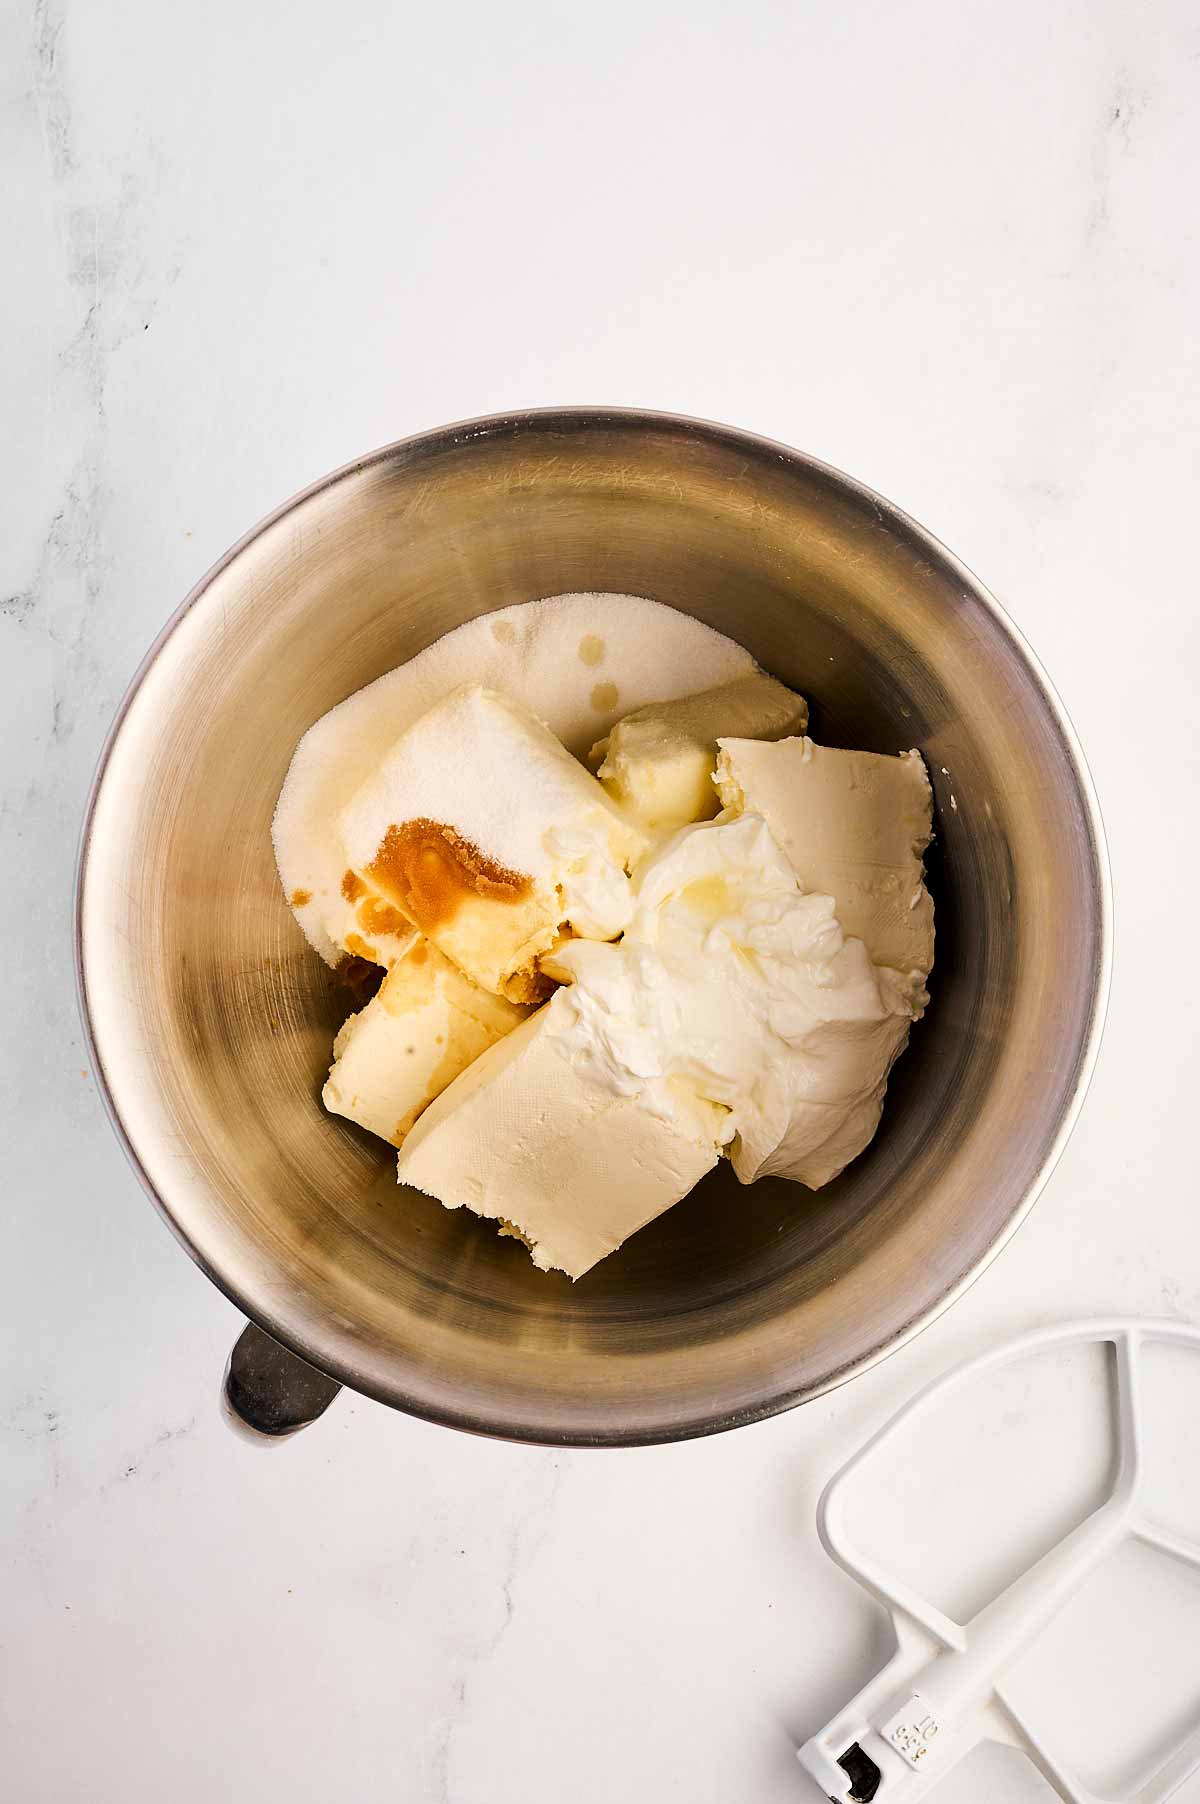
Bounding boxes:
77 409 1110 1445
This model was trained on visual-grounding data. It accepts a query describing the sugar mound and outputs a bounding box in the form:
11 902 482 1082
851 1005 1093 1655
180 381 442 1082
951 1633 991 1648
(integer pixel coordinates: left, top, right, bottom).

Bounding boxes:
273 593 755 965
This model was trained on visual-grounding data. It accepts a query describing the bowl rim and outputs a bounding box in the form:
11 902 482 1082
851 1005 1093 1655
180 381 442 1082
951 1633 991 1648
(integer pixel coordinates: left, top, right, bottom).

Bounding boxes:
74 405 1113 1447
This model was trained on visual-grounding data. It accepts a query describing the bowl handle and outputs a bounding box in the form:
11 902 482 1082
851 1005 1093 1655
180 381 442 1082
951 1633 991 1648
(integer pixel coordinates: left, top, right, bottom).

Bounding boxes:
222 1322 342 1437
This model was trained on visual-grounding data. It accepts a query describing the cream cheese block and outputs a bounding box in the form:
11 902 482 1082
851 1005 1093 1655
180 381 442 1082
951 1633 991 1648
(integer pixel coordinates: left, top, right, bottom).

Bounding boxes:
394 997 725 1279
590 673 808 834
338 685 649 1003
546 813 921 1190
714 736 934 978
322 938 528 1145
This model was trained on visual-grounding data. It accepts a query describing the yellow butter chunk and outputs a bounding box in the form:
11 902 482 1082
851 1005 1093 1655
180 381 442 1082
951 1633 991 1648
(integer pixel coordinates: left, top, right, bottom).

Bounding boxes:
323 937 528 1146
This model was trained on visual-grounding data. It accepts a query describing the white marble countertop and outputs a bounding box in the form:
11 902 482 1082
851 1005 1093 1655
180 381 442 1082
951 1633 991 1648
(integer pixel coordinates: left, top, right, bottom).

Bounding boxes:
5 3 1200 1798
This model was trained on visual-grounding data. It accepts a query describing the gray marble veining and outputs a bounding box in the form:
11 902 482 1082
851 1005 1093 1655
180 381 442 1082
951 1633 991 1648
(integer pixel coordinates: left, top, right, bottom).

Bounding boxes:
4 0 1199 1797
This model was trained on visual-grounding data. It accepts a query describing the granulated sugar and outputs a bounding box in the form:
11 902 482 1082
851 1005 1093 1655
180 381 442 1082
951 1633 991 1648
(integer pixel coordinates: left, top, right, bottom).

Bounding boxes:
273 593 755 966
339 686 643 880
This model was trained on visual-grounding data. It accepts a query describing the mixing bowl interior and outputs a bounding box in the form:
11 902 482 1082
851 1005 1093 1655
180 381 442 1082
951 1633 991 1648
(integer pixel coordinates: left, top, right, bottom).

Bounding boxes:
80 413 1108 1443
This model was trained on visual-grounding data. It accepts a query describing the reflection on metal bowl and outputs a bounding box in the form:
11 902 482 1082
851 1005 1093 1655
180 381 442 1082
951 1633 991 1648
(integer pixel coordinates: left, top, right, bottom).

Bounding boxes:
77 409 1110 1445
